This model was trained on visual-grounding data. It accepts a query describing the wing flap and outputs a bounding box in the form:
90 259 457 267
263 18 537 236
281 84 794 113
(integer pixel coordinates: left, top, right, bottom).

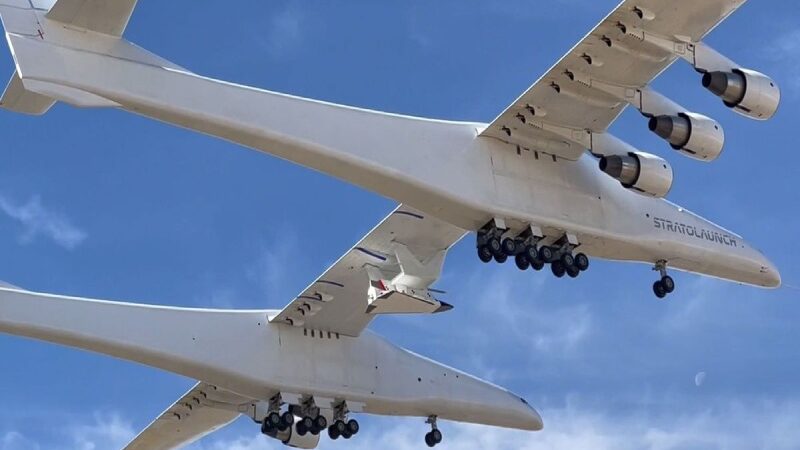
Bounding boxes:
123 382 250 450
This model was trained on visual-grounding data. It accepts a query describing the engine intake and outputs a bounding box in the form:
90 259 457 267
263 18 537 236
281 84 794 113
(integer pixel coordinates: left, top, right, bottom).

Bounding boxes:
702 69 780 120
599 151 673 198
648 112 724 162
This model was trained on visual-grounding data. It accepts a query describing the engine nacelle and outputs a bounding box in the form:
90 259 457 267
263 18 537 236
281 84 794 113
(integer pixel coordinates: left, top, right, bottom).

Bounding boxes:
268 417 321 449
648 112 724 162
702 69 780 120
599 151 673 198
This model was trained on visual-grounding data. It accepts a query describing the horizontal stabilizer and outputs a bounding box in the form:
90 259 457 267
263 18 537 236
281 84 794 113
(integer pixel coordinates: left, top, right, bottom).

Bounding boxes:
46 0 138 36
0 71 56 115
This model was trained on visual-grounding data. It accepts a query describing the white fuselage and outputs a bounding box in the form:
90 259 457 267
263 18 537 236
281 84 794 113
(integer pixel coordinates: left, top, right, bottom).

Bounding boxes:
0 287 542 431
6 25 781 288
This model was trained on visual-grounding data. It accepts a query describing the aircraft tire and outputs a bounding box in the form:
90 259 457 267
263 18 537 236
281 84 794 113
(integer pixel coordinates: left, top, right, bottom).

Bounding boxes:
661 275 675 293
653 281 667 299
478 245 493 263
551 261 566 278
575 253 590 271
515 254 530 271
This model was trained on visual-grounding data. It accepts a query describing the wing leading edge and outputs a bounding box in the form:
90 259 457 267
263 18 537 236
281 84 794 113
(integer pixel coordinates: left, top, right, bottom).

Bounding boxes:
123 382 255 450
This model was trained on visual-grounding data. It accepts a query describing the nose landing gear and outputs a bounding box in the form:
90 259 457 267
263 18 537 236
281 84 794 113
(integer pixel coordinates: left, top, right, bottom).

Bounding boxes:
424 416 443 448
652 260 676 299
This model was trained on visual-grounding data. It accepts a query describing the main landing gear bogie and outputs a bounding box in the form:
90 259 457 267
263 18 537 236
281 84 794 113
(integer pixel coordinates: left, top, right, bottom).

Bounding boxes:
476 221 591 281
328 418 359 440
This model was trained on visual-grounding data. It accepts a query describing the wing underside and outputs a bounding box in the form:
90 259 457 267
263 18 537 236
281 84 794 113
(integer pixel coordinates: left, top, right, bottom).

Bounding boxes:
269 205 466 337
480 0 747 160
123 382 254 450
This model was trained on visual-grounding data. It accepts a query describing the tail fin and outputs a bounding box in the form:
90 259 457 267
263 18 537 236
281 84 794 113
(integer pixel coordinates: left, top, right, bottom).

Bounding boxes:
0 0 176 113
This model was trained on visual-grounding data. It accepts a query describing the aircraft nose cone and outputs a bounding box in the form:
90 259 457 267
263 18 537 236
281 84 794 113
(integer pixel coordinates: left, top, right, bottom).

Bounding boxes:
515 396 544 431
762 260 782 288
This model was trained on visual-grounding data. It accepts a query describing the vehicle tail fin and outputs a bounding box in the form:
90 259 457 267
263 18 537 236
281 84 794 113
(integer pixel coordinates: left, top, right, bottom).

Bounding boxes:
0 70 56 115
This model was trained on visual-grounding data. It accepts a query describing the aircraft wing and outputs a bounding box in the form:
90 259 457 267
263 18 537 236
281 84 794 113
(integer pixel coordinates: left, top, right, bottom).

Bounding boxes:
270 205 466 337
123 382 254 450
479 0 747 160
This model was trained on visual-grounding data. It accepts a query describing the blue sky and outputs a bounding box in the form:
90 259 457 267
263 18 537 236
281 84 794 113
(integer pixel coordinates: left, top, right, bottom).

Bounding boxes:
1 1 799 449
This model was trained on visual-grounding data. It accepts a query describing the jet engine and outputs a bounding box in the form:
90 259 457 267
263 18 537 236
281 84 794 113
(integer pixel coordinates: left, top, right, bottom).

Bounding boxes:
702 69 780 120
267 417 321 449
599 151 673 198
648 112 724 161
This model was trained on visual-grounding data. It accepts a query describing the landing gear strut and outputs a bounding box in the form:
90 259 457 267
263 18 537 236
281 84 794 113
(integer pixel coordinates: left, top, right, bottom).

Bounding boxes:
424 416 443 448
652 260 676 299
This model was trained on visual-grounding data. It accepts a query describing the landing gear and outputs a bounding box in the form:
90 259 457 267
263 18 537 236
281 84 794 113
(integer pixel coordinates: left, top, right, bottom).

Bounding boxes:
260 395 295 435
539 246 555 263
652 261 676 299
424 416 443 448
515 254 530 271
328 401 359 441
575 253 590 271
477 245 493 263
551 261 566 278
296 416 315 436
476 223 591 280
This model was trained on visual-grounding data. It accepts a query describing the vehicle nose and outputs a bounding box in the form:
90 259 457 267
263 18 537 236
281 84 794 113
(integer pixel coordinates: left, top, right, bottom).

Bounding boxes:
758 254 782 288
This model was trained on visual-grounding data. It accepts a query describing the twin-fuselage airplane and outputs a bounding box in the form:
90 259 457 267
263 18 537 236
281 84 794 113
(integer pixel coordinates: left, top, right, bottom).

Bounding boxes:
0 0 782 448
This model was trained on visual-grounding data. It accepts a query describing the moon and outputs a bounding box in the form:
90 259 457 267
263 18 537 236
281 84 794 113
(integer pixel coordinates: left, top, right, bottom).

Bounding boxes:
695 371 707 387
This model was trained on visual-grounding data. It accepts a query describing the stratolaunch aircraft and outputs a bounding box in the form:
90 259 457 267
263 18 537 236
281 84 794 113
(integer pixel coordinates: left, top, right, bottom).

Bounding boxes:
0 0 783 297
0 208 542 449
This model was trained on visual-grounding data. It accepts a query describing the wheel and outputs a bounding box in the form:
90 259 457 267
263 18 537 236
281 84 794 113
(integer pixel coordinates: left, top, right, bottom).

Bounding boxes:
661 275 675 293
341 429 353 439
346 419 360 435
328 426 340 440
575 253 590 271
260 419 273 435
335 420 347 434
524 245 539 264
425 431 437 448
515 254 530 271
280 411 294 430
314 415 328 431
296 420 308 436
431 428 443 444
551 261 566 278
561 253 575 267
566 265 580 278
488 237 502 257
477 245 493 263
531 259 545 271
267 412 281 428
502 237 517 255
539 246 554 263
653 281 667 299
494 253 508 264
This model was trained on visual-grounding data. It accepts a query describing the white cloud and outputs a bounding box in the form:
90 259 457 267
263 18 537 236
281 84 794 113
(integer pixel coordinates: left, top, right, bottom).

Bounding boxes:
767 29 800 95
257 4 305 59
68 413 135 450
0 194 87 250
